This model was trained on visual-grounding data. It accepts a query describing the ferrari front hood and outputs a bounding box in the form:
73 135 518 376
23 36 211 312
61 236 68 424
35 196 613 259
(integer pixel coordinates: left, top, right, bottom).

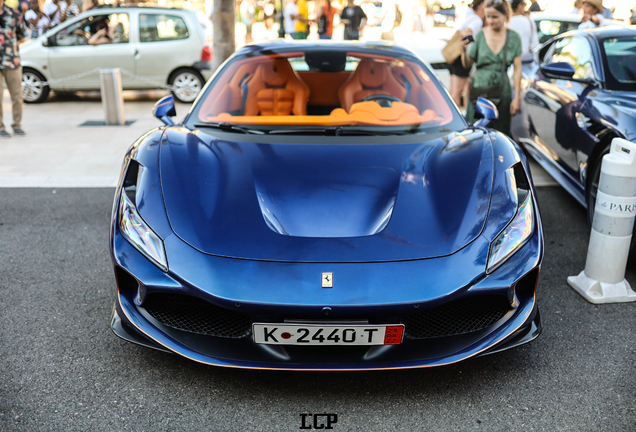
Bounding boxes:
159 128 493 262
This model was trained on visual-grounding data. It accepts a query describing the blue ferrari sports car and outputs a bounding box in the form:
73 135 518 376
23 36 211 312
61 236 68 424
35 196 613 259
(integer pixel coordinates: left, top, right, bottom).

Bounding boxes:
110 41 543 370
512 27 636 224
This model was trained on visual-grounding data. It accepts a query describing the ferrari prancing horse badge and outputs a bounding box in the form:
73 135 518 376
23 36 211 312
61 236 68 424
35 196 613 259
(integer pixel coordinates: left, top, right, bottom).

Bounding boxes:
322 272 333 288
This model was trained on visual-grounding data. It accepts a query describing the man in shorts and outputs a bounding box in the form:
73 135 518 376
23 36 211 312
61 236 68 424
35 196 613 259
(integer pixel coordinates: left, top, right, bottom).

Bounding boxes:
340 0 366 41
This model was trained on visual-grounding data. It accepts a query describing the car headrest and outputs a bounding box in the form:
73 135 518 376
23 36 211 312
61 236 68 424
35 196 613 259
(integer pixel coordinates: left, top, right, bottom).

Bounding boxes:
358 61 389 88
259 58 293 87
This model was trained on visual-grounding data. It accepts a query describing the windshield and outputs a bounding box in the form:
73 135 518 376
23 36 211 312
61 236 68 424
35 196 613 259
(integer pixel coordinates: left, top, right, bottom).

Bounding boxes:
601 36 636 91
186 48 464 135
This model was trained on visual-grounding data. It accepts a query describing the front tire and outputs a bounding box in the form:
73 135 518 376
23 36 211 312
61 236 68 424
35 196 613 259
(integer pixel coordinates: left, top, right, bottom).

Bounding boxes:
22 68 50 104
169 68 204 103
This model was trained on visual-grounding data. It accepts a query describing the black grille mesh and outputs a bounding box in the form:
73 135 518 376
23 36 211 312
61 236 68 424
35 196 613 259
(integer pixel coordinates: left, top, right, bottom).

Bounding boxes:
143 294 252 338
402 295 511 339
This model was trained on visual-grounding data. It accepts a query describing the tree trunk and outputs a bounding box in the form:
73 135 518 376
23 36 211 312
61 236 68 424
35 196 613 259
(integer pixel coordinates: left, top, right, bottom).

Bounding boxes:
212 0 236 72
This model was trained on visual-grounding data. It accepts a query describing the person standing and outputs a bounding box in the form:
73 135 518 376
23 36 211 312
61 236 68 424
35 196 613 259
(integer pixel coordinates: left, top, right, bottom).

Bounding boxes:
379 0 396 40
508 0 538 63
63 0 79 20
263 0 276 30
24 0 49 38
448 0 485 110
43 0 67 27
284 0 298 38
0 0 26 137
340 0 366 41
579 0 604 29
239 0 255 43
461 0 522 137
294 0 309 39
316 0 335 39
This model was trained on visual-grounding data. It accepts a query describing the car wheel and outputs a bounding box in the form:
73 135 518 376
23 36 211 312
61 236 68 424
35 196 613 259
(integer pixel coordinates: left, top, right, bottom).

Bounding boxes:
22 68 50 104
169 69 204 104
586 146 610 226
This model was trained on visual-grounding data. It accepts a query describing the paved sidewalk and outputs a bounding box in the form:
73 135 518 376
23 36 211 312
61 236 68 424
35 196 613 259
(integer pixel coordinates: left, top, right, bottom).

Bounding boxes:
0 89 557 188
0 90 192 188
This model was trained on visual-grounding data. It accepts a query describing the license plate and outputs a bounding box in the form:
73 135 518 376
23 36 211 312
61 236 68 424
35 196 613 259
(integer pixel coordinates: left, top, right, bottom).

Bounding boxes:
253 323 404 346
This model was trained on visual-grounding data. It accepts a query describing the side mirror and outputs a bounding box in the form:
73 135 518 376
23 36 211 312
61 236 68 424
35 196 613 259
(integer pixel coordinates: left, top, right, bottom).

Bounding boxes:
153 95 176 125
473 97 499 127
540 62 575 80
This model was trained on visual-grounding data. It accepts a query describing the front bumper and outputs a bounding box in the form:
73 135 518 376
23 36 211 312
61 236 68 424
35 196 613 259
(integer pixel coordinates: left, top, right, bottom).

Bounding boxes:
110 219 543 371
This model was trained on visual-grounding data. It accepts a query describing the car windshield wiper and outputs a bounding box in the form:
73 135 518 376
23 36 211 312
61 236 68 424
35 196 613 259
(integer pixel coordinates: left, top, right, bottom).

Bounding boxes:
194 122 266 135
334 127 410 136
268 127 408 136
267 128 332 135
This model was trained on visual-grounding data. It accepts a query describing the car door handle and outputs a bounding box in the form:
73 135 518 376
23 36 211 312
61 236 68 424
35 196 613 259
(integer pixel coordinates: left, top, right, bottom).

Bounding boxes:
134 49 140 59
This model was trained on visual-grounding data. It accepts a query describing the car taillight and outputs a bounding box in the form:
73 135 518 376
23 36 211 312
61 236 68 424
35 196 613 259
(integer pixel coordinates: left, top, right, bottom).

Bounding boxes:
201 46 211 62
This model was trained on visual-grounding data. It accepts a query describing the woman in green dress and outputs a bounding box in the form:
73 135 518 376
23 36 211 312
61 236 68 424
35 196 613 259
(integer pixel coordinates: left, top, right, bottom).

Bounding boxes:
460 0 522 137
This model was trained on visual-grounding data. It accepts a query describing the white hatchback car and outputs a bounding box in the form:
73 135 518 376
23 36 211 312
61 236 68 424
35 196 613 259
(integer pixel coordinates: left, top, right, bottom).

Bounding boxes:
20 6 213 103
399 37 451 89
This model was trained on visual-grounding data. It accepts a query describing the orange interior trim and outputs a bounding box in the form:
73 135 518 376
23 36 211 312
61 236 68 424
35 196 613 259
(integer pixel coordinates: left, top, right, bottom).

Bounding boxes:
205 102 443 126
297 71 352 106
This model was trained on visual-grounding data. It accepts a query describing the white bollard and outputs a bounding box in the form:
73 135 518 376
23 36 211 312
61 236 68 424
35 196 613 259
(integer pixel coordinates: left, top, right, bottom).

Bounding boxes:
567 138 636 304
99 68 125 126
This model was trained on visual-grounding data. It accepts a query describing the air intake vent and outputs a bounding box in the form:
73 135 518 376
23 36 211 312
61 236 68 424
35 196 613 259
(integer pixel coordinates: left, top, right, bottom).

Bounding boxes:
402 295 511 339
143 294 252 338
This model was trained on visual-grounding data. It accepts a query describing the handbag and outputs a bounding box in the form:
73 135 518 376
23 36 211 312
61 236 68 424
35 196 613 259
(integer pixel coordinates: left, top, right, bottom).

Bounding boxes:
443 14 481 64
469 30 509 107
442 30 463 64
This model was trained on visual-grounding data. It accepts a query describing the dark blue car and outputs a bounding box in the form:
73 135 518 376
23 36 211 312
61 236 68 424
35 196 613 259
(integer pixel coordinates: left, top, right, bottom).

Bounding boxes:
109 41 542 370
512 27 636 224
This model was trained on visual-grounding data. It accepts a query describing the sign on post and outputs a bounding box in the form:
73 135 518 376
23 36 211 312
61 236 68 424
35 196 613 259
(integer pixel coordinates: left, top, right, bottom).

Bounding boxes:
568 138 636 304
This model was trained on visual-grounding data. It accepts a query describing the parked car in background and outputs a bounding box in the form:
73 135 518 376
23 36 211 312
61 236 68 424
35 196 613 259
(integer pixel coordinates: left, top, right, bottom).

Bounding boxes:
432 3 455 27
401 37 451 89
531 12 625 45
511 27 636 224
110 41 543 370
532 12 583 45
20 6 212 104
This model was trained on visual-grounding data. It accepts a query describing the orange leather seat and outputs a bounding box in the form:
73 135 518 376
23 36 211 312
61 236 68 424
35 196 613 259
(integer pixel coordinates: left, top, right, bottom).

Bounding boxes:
338 60 407 112
211 63 259 116
243 58 310 116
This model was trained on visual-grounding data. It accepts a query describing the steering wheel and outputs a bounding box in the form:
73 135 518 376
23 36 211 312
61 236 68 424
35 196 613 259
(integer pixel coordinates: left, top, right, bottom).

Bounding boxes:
360 94 402 108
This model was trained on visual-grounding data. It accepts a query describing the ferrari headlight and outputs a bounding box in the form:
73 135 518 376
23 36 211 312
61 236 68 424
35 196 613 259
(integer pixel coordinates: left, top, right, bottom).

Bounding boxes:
119 186 168 272
487 192 534 273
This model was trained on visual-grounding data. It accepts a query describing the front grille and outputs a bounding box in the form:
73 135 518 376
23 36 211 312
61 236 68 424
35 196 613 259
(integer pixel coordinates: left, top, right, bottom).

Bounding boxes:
143 294 252 338
402 295 511 339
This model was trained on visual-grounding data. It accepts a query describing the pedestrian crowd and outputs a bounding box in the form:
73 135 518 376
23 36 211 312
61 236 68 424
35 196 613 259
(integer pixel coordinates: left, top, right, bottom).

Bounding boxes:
0 0 102 138
447 0 618 137
19 0 100 39
0 0 626 141
238 0 404 42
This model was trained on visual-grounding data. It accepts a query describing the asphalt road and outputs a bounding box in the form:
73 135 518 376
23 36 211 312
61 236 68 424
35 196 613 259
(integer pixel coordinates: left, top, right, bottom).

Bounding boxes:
1 186 636 432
